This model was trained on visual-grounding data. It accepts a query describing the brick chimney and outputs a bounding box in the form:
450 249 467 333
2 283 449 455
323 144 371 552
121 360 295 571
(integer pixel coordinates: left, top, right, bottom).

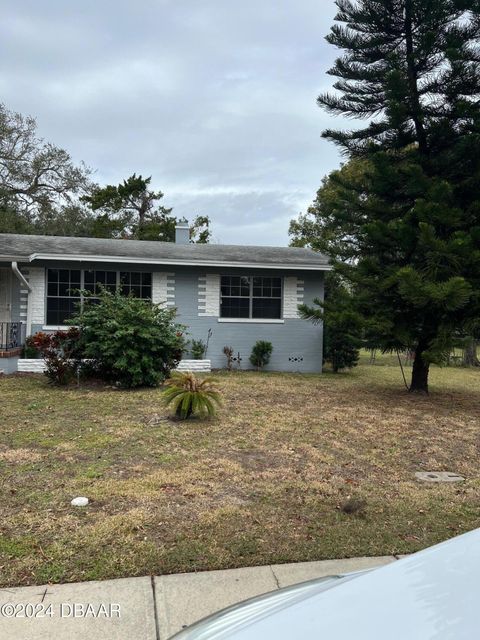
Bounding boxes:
175 218 190 244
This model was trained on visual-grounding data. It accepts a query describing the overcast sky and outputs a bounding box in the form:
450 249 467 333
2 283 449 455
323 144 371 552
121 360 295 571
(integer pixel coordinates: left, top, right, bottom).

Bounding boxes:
1 0 345 246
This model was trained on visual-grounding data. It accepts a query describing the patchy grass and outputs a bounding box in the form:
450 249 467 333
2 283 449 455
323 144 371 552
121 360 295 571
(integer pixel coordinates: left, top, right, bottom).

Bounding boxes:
0 360 479 587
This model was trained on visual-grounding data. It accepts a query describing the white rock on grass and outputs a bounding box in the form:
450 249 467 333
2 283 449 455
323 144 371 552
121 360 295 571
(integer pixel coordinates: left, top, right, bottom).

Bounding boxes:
71 496 89 507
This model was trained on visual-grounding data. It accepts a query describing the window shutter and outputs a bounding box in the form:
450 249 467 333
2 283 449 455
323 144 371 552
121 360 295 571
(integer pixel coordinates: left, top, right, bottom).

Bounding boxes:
283 277 304 319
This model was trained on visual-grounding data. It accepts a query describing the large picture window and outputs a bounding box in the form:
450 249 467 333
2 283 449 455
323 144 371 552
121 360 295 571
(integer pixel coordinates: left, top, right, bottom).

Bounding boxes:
46 269 153 325
220 276 282 319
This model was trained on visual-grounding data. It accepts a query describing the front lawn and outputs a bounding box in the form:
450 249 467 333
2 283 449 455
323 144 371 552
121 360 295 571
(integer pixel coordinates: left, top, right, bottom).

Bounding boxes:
1 361 479 586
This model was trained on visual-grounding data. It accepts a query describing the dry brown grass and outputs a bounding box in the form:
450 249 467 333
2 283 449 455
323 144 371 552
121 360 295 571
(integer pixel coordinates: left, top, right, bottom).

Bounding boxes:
0 359 479 587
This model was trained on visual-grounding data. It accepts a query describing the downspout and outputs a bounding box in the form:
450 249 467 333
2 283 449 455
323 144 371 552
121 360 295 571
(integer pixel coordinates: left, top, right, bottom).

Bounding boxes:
11 262 32 341
11 262 32 292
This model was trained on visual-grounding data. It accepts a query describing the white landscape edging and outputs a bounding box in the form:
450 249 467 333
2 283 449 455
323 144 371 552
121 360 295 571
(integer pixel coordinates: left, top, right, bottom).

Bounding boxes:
17 358 212 374
176 359 211 373
17 359 46 373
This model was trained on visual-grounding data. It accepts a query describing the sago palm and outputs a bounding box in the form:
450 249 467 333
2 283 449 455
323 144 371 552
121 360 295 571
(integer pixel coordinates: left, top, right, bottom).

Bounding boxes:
162 372 222 420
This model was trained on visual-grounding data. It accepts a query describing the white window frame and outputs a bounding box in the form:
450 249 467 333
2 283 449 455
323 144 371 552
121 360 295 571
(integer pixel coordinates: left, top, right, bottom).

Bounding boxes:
44 268 153 328
219 275 283 320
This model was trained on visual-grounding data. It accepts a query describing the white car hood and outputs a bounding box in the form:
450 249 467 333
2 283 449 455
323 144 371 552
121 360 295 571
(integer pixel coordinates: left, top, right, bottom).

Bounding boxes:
174 527 480 639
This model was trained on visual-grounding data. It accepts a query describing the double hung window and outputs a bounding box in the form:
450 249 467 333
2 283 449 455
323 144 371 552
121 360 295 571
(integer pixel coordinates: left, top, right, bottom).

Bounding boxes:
220 276 282 319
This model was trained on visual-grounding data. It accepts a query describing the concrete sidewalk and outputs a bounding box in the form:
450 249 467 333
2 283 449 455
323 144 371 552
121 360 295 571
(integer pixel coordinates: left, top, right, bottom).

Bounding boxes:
0 555 399 639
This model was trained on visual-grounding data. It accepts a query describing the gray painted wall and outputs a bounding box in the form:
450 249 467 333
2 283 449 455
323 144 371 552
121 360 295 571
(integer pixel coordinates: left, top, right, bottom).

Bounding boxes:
0 356 19 374
15 260 325 373
173 266 324 373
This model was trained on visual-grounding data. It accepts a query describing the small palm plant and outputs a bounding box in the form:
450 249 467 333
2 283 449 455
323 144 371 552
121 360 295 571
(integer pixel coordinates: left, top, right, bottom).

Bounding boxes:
162 372 222 420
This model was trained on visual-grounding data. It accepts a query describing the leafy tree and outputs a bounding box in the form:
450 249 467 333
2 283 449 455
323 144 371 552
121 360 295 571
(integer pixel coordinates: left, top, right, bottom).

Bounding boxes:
0 203 35 234
83 174 172 239
299 273 363 372
34 204 98 237
83 174 211 242
0 103 91 220
0 103 213 242
297 0 480 393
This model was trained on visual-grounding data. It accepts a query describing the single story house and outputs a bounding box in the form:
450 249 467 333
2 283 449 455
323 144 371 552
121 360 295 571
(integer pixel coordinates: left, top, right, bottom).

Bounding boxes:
0 221 330 374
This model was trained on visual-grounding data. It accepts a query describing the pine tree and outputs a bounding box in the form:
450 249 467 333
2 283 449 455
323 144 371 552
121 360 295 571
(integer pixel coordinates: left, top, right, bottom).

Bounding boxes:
311 0 480 392
299 273 363 372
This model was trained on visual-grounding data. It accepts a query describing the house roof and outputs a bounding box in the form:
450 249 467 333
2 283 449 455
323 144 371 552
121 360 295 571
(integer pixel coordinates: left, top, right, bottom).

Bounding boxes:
0 233 330 271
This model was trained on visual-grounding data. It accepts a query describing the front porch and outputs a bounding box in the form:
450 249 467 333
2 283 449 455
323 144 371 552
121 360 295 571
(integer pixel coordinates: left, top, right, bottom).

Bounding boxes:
0 322 25 373
0 321 25 356
0 266 26 370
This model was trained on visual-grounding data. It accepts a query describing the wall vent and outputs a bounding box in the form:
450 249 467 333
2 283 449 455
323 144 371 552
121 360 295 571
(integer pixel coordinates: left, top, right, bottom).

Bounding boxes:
288 354 304 363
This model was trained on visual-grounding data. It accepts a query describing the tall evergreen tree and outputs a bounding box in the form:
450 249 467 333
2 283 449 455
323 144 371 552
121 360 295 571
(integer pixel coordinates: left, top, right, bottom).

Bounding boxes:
307 0 480 392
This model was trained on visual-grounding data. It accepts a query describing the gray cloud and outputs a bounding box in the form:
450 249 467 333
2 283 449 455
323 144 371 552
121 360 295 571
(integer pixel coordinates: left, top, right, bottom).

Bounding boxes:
1 0 346 245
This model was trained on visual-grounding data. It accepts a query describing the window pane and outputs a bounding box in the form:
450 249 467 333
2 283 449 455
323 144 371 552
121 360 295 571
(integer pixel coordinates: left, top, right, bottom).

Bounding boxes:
272 278 281 291
48 269 59 283
141 285 152 299
252 298 281 319
47 282 58 297
240 276 250 295
107 271 117 285
130 286 141 298
221 276 231 295
118 272 152 298
58 282 71 297
251 277 282 299
220 297 249 318
47 269 81 297
70 270 81 285
46 297 80 325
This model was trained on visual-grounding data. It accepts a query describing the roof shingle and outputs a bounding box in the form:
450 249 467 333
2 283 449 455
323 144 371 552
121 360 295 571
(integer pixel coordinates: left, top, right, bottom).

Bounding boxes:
0 233 330 270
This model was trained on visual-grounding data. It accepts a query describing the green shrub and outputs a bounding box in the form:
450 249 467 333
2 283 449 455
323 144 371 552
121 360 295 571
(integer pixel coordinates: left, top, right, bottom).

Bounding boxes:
190 338 206 360
249 341 273 370
162 372 222 419
70 290 186 388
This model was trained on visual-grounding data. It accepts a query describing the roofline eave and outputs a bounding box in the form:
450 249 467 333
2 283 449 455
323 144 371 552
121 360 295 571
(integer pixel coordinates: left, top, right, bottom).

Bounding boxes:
28 252 332 271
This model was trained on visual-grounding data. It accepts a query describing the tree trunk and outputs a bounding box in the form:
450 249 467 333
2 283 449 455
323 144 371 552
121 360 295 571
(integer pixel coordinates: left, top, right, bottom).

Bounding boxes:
410 343 430 394
404 0 428 155
464 339 480 367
